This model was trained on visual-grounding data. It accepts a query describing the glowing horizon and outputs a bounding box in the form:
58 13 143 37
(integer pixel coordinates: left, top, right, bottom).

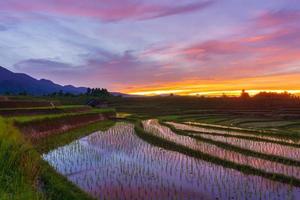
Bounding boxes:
128 90 300 97
123 73 300 96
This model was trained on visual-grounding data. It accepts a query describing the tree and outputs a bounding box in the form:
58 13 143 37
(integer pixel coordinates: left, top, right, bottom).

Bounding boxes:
87 88 110 97
18 91 27 96
253 91 293 99
58 90 63 96
240 89 250 98
86 88 91 96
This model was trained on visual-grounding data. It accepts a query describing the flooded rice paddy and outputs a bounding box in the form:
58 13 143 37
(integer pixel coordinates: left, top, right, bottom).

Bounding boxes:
168 122 300 161
144 120 300 179
44 122 300 200
184 121 300 145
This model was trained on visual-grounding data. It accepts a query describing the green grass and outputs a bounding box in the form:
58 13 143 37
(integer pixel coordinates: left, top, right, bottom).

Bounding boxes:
11 108 115 124
35 120 116 200
34 120 115 199
0 117 42 199
35 119 115 199
0 115 115 199
162 114 300 139
238 121 298 128
39 162 94 200
0 105 87 111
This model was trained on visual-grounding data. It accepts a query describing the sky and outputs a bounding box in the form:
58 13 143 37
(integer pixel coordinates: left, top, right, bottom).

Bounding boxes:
1 0 300 96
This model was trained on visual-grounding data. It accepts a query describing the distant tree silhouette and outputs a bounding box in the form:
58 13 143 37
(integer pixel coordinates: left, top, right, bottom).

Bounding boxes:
85 88 110 97
86 88 91 96
48 90 75 97
18 91 27 96
240 89 250 98
222 93 228 98
253 91 294 99
58 90 63 96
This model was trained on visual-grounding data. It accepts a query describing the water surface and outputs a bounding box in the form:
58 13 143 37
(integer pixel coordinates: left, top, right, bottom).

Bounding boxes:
44 122 300 200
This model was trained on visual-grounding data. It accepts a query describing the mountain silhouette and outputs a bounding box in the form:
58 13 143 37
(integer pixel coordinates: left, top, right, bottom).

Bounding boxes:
0 66 87 95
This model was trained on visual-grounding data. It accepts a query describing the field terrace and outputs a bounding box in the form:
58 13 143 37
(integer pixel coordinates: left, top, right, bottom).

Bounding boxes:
0 98 116 199
138 118 300 186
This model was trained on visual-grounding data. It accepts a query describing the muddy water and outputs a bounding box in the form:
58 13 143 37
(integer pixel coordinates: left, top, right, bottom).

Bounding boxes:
43 122 300 200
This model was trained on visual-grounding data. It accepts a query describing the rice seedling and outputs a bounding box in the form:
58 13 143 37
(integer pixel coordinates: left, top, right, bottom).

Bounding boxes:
183 121 300 145
143 120 300 180
44 122 300 200
168 122 300 161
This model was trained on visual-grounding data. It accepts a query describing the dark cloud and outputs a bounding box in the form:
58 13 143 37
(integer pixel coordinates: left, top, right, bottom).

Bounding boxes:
13 59 75 72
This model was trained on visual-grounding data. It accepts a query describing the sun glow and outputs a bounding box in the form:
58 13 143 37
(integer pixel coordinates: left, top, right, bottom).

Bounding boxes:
124 74 300 96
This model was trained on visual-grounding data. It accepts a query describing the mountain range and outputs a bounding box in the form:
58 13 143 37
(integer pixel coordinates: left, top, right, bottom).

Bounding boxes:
0 66 109 95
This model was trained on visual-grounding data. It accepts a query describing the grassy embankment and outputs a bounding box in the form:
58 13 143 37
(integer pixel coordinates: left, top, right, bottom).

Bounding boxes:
0 105 92 117
0 117 41 199
161 121 300 166
13 108 115 143
35 120 115 154
168 123 300 148
3 95 300 198
132 118 300 187
15 95 300 138
158 114 300 140
11 108 115 123
0 104 116 199
37 119 115 200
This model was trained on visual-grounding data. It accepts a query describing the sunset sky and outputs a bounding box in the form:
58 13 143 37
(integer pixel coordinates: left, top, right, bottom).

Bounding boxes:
1 0 300 96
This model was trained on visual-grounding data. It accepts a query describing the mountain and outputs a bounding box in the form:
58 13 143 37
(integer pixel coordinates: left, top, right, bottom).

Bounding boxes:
0 66 87 95
0 66 137 97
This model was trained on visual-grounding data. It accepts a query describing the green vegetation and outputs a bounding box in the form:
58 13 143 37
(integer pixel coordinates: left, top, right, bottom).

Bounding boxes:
134 120 300 187
39 162 94 200
36 120 115 200
170 124 300 148
85 88 110 97
184 115 300 139
12 108 115 124
156 112 300 140
0 117 42 199
2 93 300 199
0 97 116 199
0 116 114 199
35 120 115 154
163 122 300 166
0 105 87 111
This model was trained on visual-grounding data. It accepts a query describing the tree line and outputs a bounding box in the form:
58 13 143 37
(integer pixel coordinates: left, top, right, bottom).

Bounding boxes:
85 88 110 97
47 88 111 97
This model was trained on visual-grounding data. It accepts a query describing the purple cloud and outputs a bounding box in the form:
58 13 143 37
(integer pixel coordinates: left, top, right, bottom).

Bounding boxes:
0 0 214 22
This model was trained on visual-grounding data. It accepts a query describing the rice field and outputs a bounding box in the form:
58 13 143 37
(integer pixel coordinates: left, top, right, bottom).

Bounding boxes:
43 122 300 199
182 121 300 145
144 120 300 179
169 123 300 161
